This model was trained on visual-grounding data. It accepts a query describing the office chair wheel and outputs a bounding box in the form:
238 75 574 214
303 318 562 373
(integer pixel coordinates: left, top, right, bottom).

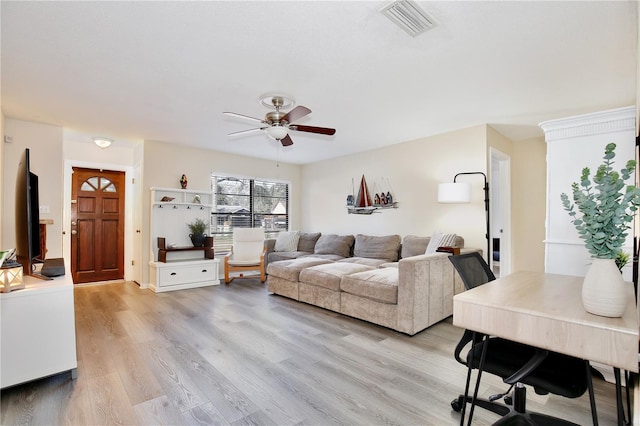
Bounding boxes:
504 395 512 405
451 396 463 412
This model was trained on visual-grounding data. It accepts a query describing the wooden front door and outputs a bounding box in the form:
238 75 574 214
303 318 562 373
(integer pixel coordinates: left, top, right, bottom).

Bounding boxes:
71 168 125 283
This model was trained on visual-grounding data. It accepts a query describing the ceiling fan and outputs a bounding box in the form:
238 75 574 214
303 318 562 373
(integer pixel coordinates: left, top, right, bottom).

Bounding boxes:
223 94 336 146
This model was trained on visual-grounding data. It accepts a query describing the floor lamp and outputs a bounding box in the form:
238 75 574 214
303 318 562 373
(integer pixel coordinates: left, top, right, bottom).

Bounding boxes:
438 172 491 264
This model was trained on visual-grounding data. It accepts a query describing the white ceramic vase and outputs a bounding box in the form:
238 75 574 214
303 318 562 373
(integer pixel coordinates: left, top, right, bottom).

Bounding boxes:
582 257 627 317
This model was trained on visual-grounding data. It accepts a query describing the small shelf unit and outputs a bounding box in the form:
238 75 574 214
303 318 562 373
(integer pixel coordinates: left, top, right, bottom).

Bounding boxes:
149 187 219 292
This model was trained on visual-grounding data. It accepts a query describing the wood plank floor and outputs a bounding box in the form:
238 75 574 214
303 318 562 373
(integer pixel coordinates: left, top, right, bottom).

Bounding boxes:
0 279 626 425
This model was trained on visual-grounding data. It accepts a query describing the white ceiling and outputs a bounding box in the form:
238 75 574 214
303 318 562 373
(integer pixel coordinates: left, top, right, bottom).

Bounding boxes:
1 1 637 165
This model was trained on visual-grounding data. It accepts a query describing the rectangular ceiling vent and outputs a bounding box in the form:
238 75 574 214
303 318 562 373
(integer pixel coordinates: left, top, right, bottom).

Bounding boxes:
380 0 435 37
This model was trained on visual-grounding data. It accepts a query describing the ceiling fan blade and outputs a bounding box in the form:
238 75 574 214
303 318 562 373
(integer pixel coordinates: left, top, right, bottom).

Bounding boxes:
291 124 336 136
280 134 294 146
281 106 311 123
223 111 265 124
228 127 266 136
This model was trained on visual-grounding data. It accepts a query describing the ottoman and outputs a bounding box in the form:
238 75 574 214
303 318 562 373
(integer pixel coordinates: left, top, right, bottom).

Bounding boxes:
299 263 375 312
266 257 333 300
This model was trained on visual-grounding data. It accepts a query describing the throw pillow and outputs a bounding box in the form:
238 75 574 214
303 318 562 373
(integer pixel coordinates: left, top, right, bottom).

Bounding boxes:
314 234 355 258
297 232 321 253
353 234 401 262
425 232 457 254
275 231 300 252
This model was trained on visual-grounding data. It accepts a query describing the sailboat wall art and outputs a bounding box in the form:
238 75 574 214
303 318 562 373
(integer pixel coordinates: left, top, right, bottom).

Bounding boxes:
346 175 398 215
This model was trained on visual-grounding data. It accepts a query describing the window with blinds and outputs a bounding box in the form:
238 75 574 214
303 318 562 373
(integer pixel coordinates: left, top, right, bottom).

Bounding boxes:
211 175 289 254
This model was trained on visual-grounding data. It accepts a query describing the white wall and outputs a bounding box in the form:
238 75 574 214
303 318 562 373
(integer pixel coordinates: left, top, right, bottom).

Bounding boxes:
301 125 490 254
2 118 64 258
512 136 547 273
0 112 4 245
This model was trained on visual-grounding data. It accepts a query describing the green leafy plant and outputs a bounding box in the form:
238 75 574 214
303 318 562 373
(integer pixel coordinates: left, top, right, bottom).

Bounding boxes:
615 250 631 271
561 143 640 259
186 218 208 235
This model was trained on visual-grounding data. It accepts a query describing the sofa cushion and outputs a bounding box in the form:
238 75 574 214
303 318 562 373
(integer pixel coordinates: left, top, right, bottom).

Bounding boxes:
266 257 333 282
299 263 375 291
314 234 354 258
275 231 300 252
298 232 321 253
340 268 399 304
338 257 388 267
353 234 401 262
268 251 312 264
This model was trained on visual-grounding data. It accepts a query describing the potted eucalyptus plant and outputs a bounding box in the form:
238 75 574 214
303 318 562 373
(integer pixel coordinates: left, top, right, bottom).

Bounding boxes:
186 218 208 247
561 142 640 317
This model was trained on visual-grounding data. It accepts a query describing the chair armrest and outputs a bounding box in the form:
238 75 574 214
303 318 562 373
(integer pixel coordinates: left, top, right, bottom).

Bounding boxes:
454 330 488 365
502 347 549 385
224 246 233 262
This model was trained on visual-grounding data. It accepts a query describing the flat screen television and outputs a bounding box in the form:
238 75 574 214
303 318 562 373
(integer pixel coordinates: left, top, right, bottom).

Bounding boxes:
15 148 43 277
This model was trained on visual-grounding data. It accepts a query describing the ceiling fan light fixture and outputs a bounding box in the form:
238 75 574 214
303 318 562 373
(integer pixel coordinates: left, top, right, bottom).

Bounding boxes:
93 137 113 149
265 126 288 140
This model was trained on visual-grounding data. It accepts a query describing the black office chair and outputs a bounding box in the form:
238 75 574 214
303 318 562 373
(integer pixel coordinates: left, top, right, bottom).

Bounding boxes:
449 252 598 426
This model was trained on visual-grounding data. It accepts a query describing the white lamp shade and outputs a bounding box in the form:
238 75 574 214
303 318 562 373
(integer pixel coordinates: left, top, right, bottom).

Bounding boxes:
265 126 288 140
438 182 471 203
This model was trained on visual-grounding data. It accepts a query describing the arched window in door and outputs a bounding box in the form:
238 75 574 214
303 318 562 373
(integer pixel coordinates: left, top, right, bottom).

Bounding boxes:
80 176 117 193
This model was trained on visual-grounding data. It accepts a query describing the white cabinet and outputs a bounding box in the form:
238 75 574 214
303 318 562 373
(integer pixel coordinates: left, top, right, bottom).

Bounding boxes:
1 273 77 388
148 187 220 292
149 259 220 292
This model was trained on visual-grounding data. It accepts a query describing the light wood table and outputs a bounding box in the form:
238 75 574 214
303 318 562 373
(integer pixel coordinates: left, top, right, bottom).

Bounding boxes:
453 271 638 372
453 271 638 424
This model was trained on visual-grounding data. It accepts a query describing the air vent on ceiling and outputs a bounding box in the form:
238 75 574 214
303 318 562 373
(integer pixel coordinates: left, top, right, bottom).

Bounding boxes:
380 0 435 37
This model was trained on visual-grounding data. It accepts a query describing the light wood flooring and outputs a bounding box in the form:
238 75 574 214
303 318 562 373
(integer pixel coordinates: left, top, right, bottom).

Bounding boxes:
0 279 627 425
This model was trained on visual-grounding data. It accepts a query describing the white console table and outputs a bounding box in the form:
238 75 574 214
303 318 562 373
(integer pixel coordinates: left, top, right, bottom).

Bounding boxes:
0 272 77 388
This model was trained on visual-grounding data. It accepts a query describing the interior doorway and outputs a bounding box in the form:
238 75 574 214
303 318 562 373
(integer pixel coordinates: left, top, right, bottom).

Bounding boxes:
70 167 125 283
490 148 511 277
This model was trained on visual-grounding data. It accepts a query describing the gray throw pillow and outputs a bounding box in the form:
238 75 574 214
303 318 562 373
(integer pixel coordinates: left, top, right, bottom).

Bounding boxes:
401 235 431 258
354 234 401 262
298 232 321 253
314 234 355 258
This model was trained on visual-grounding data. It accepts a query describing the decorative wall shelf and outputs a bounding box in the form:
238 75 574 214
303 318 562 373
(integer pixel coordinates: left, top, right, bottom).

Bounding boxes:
347 203 398 215
346 175 397 215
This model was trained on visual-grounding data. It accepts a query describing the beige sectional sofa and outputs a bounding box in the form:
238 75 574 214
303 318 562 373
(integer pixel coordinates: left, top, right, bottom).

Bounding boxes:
266 233 475 335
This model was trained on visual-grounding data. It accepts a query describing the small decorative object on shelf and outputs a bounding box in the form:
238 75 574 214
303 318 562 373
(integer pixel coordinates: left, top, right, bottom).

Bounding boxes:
160 196 175 202
346 194 354 206
180 174 188 189
346 175 398 215
193 194 201 204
